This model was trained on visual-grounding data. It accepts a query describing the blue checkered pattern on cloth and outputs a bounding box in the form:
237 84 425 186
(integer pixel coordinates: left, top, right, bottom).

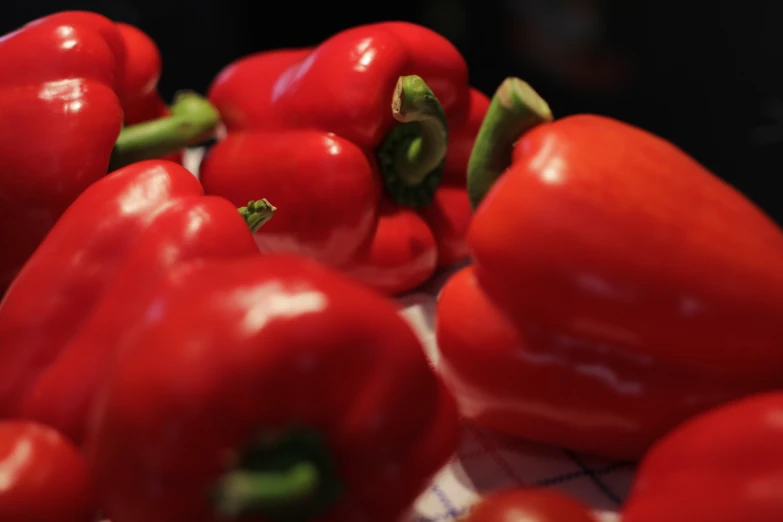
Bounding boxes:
397 273 635 522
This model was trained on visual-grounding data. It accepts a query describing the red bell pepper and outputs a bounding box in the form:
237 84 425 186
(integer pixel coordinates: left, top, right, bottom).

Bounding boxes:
115 22 182 164
623 392 783 522
0 160 273 445
115 22 167 124
0 421 95 522
0 11 220 294
464 488 599 522
201 22 489 295
85 254 459 522
436 77 783 460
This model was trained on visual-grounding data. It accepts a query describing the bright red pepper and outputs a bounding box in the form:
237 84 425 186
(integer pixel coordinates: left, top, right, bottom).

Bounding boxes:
200 22 489 296
85 254 459 522
623 392 783 522
0 160 272 445
436 77 783 460
0 421 95 522
0 11 219 294
463 488 599 522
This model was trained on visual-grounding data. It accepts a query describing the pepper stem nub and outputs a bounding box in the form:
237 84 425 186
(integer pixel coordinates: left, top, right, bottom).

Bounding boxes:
377 75 449 207
238 199 276 233
466 78 553 210
213 462 319 518
210 428 342 521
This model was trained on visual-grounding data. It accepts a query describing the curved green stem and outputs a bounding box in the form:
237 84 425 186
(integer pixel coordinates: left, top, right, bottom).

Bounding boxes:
108 91 221 171
239 199 276 233
214 463 319 518
377 75 449 207
391 75 449 185
466 78 554 210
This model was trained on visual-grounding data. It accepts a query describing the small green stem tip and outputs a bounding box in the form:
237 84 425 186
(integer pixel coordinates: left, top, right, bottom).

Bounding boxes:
466 77 554 210
239 199 276 233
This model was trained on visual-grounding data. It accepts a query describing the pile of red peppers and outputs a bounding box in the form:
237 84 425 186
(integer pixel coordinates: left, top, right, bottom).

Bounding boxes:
0 9 782 522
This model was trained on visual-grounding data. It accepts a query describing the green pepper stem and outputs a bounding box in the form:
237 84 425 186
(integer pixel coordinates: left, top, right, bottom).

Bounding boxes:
213 462 319 518
391 75 449 186
108 91 221 171
238 199 276 233
466 77 553 209
376 75 449 207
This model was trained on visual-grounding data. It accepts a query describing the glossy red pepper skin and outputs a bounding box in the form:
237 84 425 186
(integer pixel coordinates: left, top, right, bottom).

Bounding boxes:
201 23 489 295
0 12 185 294
623 392 783 522
464 489 598 522
437 79 783 460
0 11 124 294
0 160 261 445
86 254 460 522
0 421 95 522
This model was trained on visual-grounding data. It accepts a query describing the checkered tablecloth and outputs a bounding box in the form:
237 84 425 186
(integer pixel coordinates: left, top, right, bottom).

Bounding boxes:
397 274 634 522
183 148 635 521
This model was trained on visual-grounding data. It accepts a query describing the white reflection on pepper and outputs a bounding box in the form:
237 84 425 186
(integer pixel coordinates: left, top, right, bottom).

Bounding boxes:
0 438 31 492
38 79 83 102
271 52 317 103
527 134 566 185
117 166 172 215
233 282 327 334
351 38 376 72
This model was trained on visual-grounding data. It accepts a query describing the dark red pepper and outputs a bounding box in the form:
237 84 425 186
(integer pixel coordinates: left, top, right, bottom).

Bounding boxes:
85 254 460 522
0 421 95 522
0 160 272 445
0 11 220 294
201 22 489 295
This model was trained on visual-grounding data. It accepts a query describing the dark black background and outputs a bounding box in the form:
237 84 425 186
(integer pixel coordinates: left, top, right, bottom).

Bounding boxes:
6 0 782 222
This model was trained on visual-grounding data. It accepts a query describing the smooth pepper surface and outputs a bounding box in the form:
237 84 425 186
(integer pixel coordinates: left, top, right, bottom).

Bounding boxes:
0 421 95 522
201 22 489 295
437 77 783 459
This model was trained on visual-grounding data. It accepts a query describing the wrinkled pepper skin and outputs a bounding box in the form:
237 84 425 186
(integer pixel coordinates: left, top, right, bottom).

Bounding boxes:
0 12 199 294
623 392 783 522
0 421 95 522
201 22 489 295
464 489 598 522
0 160 264 445
436 78 783 460
86 254 460 522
